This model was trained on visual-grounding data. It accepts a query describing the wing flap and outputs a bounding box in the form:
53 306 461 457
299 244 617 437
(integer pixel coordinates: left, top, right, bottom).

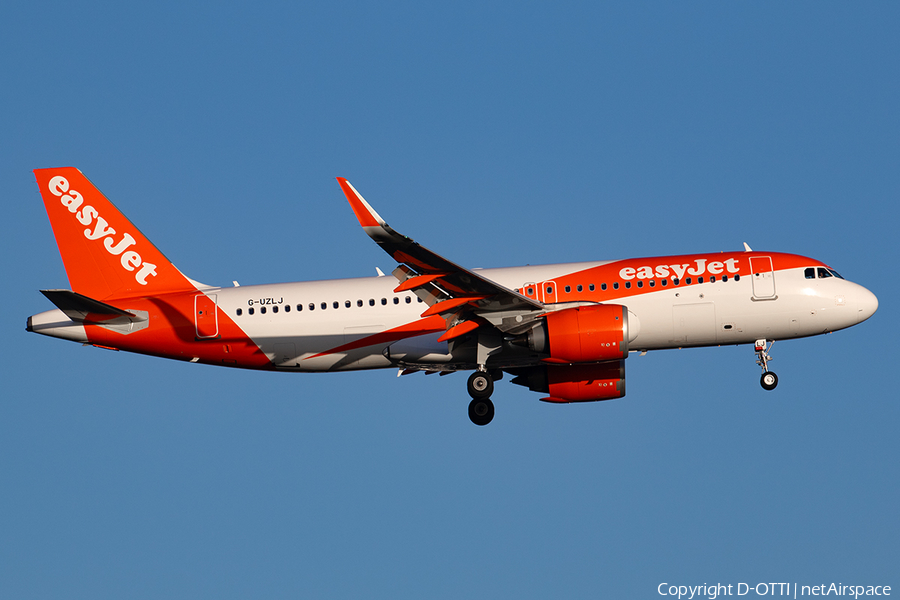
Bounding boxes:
421 296 490 317
436 320 481 343
394 272 448 293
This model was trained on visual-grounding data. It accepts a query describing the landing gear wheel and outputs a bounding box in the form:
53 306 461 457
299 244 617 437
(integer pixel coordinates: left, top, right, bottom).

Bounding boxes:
467 371 494 399
468 397 495 426
760 371 778 391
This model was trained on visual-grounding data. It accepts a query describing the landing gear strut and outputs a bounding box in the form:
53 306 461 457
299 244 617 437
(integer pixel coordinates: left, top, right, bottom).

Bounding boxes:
467 370 495 425
755 339 778 391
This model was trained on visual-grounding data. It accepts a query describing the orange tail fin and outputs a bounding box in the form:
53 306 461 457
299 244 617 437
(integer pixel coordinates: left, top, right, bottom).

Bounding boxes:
34 167 197 300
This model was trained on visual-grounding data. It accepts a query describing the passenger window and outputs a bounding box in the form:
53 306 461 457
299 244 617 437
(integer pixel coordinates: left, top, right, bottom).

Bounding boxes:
818 267 833 279
393 297 399 304
600 283 606 291
709 276 715 283
357 300 363 307
734 274 741 281
686 278 692 284
637 281 643 288
613 282 619 290
698 277 704 284
249 307 254 315
273 305 279 313
236 308 242 316
369 299 375 306
661 279 667 287
381 298 387 305
297 304 303 312
261 306 266 314
625 282 631 289
722 276 728 282
649 280 655 287
565 285 571 293
805 267 816 279
333 301 339 309
320 302 326 310
309 303 315 311
405 296 412 303
590 284 596 291
285 305 291 312
577 285 583 292
673 278 680 285
345 300 351 308
418 297 423 303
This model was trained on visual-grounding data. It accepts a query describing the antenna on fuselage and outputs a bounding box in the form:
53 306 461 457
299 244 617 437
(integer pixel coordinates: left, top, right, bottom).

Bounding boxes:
743 242 752 252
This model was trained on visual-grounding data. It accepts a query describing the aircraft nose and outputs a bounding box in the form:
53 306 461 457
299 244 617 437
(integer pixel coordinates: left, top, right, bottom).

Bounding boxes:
857 287 878 324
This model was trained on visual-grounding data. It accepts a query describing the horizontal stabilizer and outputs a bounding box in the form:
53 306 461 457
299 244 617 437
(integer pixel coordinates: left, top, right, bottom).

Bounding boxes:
40 289 145 324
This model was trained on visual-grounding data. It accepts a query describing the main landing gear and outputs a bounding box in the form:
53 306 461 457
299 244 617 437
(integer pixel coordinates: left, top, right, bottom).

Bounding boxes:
755 339 778 391
467 370 495 426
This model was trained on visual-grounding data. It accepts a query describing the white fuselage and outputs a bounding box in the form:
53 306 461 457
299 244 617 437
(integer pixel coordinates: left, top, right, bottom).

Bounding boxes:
196 260 876 371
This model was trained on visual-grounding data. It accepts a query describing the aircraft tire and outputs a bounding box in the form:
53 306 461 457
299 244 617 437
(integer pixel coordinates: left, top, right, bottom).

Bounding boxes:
467 371 494 399
468 397 495 426
760 371 778 391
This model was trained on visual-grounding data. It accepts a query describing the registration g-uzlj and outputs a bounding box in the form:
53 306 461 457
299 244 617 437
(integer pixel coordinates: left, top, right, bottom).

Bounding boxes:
28 168 878 425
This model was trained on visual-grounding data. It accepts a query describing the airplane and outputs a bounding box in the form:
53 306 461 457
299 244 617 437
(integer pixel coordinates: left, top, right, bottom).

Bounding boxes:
27 167 879 425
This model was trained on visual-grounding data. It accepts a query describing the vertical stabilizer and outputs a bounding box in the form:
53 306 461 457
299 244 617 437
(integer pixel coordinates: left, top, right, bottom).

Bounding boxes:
34 167 197 300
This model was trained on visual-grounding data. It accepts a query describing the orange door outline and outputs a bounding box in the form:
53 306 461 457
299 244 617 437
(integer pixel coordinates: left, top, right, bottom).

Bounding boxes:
541 280 558 304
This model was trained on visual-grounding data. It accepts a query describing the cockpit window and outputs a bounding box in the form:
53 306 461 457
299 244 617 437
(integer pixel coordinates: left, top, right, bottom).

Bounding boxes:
805 267 816 279
829 269 844 280
817 267 833 279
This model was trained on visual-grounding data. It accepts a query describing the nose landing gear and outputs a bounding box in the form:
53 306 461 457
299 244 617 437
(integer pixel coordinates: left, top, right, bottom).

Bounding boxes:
755 339 778 391
467 370 495 425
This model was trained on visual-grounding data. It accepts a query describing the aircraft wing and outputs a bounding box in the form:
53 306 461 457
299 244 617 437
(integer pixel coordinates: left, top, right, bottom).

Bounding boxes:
337 178 544 338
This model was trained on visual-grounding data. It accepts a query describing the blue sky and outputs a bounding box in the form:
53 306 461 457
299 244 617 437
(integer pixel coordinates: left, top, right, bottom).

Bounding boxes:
1 2 898 598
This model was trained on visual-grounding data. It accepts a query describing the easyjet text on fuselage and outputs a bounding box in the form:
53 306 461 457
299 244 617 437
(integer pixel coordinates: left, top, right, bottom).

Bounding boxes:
619 258 741 281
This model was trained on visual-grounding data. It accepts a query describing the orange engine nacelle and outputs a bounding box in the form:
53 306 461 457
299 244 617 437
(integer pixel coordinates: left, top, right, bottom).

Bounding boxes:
527 304 630 363
510 361 626 403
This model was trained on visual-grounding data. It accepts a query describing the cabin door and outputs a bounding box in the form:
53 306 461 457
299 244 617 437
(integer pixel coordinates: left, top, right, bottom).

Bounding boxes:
195 294 219 338
749 256 776 299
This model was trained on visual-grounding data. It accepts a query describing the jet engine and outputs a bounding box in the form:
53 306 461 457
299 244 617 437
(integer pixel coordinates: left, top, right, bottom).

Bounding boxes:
520 304 636 363
510 361 626 403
